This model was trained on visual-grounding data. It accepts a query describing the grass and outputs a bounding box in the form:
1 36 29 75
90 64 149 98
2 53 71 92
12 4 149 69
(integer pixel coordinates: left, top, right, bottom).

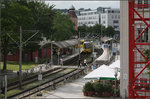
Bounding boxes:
0 89 22 98
5 69 75 98
0 61 39 71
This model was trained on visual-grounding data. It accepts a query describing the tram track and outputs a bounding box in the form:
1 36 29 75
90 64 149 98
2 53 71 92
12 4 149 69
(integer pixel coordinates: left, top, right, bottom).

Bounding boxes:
1 53 92 99
9 69 84 99
7 67 64 91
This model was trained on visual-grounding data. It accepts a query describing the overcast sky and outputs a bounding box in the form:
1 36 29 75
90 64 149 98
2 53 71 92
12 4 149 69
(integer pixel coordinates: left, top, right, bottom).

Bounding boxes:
45 1 120 10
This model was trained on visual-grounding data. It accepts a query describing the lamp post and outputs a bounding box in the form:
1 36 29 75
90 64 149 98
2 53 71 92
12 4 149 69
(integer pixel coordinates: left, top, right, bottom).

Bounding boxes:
114 67 118 99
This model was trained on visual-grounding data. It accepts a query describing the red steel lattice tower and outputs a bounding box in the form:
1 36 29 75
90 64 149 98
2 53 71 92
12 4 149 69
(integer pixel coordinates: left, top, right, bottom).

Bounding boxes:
129 0 150 98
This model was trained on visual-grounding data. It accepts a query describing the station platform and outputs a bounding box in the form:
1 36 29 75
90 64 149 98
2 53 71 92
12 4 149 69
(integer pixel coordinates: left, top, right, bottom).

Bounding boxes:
59 66 85 69
62 48 83 62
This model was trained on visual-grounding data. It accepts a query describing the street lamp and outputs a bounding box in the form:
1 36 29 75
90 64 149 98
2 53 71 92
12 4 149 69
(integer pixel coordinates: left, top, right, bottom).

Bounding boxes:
91 41 95 66
114 67 118 99
51 41 54 66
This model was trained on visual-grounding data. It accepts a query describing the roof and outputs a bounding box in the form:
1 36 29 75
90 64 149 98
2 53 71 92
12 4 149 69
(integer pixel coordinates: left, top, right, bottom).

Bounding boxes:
101 37 113 43
40 39 78 48
69 5 75 10
54 39 78 48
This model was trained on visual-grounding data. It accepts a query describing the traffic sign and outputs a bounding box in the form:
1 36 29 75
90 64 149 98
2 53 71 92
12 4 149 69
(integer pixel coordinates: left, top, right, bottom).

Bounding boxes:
104 44 108 48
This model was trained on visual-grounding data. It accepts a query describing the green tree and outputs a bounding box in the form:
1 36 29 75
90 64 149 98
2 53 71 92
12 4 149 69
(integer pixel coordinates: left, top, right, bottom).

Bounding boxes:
143 47 150 74
52 12 74 41
105 26 116 37
1 1 34 70
20 1 55 61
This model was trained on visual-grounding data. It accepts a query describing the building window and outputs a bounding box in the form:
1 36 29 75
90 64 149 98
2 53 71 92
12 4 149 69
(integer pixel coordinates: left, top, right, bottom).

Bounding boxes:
138 0 142 9
138 0 142 4
113 20 119 24
103 21 105 24
144 0 148 4
144 0 148 8
112 15 114 19
114 25 119 29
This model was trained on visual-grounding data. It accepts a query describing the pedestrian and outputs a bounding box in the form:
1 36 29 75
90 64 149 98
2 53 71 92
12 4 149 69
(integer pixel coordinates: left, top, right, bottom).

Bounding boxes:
53 81 56 90
83 59 87 66
78 59 81 68
60 58 63 66
17 71 19 76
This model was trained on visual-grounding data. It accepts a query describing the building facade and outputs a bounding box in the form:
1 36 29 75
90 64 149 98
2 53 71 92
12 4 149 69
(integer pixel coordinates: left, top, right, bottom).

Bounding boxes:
78 10 100 27
68 5 78 31
101 9 120 33
77 7 109 27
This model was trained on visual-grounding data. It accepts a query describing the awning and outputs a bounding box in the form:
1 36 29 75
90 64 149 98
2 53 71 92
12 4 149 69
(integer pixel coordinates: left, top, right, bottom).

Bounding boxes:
40 38 78 48
53 39 78 48
101 37 113 43
83 64 117 80
109 60 120 69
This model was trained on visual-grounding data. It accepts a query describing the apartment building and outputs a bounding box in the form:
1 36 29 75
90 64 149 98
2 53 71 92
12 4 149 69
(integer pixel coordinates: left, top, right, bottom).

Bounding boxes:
77 10 100 27
101 9 120 33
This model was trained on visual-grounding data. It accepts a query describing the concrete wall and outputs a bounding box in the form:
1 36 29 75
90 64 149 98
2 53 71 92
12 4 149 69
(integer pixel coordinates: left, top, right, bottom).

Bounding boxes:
120 1 129 98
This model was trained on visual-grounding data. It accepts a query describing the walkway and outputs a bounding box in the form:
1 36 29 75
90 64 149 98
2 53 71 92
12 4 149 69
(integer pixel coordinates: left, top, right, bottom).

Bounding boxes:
33 77 102 98
33 76 121 99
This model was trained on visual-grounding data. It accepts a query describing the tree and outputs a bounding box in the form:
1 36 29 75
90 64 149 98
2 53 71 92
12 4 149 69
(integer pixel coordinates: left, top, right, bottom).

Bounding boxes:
78 25 91 37
20 1 55 61
105 26 116 37
52 12 74 41
143 46 150 74
1 1 34 70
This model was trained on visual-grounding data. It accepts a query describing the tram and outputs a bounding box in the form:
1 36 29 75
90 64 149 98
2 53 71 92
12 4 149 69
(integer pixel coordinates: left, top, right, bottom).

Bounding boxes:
82 41 92 53
80 39 84 48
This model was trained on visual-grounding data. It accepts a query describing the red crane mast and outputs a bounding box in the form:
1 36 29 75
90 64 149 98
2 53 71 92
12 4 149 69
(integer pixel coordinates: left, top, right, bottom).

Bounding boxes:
129 0 150 98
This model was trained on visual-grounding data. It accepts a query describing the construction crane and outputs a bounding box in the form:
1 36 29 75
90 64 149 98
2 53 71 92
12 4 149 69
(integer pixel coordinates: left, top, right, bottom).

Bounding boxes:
128 0 150 98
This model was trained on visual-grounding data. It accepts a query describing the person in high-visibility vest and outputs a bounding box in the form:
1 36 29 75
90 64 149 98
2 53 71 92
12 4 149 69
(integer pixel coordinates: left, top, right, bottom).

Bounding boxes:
58 48 61 52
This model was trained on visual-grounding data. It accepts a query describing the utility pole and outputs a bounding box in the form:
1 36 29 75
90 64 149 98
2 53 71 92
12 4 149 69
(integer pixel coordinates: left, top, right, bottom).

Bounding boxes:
0 0 1 75
19 26 22 89
51 41 54 65
0 1 2 97
101 25 102 45
78 31 81 66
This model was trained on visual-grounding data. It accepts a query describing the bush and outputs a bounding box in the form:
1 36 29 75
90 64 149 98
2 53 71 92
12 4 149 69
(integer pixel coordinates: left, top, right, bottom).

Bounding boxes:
83 82 94 92
93 82 104 93
104 84 112 93
116 89 120 97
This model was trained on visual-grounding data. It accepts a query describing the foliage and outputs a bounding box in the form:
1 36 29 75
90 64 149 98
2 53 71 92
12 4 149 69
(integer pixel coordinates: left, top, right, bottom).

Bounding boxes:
52 12 74 41
1 1 34 70
116 89 120 96
1 1 57 69
93 82 104 93
143 46 150 73
104 83 113 93
105 26 116 37
78 24 115 38
82 82 94 92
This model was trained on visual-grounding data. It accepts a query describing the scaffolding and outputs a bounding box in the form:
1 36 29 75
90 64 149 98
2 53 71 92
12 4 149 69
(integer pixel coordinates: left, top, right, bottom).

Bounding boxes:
129 0 150 98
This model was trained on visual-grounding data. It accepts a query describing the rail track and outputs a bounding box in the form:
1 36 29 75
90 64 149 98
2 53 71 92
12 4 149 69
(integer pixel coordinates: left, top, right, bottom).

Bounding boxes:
9 69 85 99
7 67 64 91
0 52 92 99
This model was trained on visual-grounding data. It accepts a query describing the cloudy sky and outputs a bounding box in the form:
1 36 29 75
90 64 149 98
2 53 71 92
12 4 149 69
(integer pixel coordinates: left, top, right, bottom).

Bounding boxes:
45 1 120 10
